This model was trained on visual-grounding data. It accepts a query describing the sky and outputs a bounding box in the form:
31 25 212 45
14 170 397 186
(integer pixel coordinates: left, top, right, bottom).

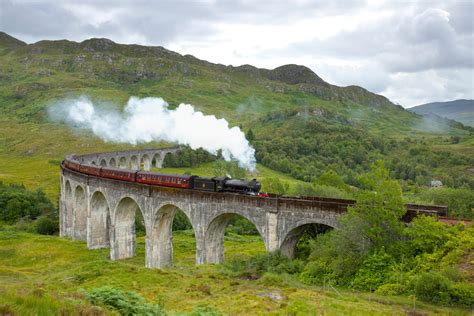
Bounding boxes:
1 0 473 107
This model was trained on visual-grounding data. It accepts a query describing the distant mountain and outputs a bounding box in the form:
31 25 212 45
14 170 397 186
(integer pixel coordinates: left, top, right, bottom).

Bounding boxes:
409 100 474 127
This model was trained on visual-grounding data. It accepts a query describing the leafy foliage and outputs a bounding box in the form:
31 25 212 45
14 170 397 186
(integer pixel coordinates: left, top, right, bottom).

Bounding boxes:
0 182 55 223
35 216 58 235
85 286 165 315
297 163 474 306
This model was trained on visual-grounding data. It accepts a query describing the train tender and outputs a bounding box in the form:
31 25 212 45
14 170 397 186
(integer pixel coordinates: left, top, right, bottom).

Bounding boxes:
62 157 261 196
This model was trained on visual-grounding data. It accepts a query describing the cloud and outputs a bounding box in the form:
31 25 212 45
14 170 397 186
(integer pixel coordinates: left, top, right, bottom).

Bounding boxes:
0 0 472 107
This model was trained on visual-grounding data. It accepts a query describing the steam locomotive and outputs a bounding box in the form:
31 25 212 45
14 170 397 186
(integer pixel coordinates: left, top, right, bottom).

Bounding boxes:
63 157 262 195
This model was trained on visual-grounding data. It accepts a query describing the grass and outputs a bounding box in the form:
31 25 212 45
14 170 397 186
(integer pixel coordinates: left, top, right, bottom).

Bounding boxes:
0 228 470 315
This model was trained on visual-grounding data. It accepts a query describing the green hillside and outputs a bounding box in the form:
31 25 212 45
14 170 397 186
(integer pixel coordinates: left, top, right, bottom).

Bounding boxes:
0 31 473 201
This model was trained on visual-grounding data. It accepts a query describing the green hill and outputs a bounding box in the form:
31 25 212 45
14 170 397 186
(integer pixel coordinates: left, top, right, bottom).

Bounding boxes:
409 99 474 127
0 32 473 199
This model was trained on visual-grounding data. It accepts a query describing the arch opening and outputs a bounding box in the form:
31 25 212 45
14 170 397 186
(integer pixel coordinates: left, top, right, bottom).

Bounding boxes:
111 197 143 260
151 154 159 169
280 223 333 260
140 154 151 171
204 213 265 264
109 158 117 168
64 180 73 237
148 205 195 269
73 186 87 240
130 156 139 170
88 191 111 249
100 159 107 167
118 157 127 169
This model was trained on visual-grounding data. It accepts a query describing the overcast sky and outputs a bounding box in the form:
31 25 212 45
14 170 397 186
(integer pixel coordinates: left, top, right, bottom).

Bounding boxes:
1 0 473 107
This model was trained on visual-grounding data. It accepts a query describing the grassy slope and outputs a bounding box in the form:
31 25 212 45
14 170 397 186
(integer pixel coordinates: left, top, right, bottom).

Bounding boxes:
0 229 469 315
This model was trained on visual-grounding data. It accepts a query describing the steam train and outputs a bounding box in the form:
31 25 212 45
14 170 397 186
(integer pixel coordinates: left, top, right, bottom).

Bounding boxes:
62 157 262 195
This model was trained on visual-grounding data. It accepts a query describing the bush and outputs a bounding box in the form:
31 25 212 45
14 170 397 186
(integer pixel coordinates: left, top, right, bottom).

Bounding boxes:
351 250 394 291
85 286 165 315
226 216 258 235
375 283 405 296
410 272 451 304
0 182 55 223
226 251 304 277
172 210 192 231
415 187 473 219
449 282 474 306
299 260 332 285
35 217 59 235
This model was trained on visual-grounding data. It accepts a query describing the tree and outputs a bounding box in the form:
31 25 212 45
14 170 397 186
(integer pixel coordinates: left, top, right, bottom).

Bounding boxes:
262 177 289 195
314 169 350 192
349 160 406 248
245 129 255 142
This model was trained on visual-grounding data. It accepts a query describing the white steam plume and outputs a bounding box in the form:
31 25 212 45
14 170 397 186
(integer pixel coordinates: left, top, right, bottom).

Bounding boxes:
51 96 256 171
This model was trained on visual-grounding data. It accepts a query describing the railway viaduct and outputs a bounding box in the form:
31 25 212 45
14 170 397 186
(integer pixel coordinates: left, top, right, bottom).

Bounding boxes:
60 148 446 269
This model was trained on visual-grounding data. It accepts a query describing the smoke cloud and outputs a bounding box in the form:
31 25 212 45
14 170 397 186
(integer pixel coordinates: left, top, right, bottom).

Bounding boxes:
50 96 256 170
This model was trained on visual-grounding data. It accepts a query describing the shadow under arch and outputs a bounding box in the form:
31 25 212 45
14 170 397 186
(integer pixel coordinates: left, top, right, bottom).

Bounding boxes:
100 159 107 167
111 196 144 260
140 154 151 171
147 203 195 269
89 191 111 249
64 180 73 236
109 157 117 168
280 221 334 259
204 212 266 264
118 157 127 169
130 155 139 170
74 185 87 240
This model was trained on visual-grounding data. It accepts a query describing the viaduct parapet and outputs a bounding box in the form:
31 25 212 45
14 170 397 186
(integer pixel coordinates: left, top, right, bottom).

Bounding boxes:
60 148 447 269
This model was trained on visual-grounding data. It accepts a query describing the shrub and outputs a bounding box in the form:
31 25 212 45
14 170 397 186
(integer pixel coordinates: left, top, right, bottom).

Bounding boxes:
449 282 474 306
226 251 304 277
172 210 192 231
299 260 332 285
35 217 59 235
226 216 258 235
0 182 55 223
350 250 394 291
375 283 405 296
85 286 165 315
410 272 451 304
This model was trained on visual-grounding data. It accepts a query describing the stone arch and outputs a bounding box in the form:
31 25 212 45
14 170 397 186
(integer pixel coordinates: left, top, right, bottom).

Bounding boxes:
91 161 96 165
204 212 265 264
73 185 87 240
279 220 335 259
64 180 73 237
140 154 151 171
147 203 195 269
109 157 117 168
88 191 111 249
118 156 127 169
110 197 143 260
130 155 139 170
100 159 107 167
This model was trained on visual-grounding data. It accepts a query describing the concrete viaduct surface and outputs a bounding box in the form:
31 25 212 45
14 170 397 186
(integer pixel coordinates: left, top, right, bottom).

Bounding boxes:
60 148 447 269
